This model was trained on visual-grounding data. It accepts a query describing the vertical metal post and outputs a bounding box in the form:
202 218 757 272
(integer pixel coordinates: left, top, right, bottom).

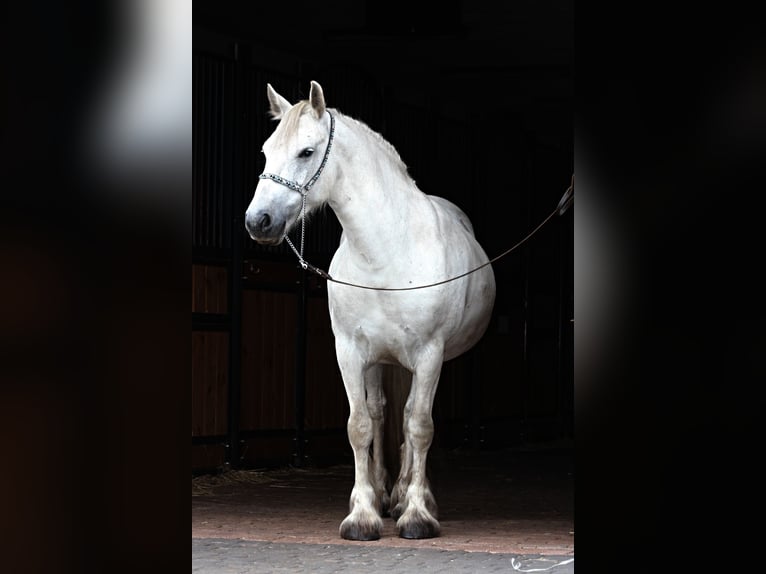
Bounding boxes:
226 43 249 469
520 150 533 446
293 267 308 467
556 215 563 436
293 63 311 467
556 206 573 438
469 347 483 449
227 226 243 467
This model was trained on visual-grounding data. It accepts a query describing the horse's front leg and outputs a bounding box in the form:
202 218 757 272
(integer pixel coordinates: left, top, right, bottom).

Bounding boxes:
395 343 443 539
337 345 384 541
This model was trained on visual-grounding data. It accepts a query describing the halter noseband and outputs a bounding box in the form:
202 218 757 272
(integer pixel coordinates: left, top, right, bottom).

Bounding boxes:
257 111 335 268
258 110 336 197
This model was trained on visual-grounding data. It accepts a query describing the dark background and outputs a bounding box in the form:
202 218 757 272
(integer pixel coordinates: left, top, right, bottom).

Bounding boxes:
1 1 765 572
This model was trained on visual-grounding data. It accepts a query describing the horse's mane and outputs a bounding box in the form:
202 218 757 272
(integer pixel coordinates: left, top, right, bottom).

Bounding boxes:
338 111 412 181
278 101 413 183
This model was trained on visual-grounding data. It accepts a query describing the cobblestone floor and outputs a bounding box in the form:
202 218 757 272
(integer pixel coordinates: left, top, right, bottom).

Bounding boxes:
193 538 575 573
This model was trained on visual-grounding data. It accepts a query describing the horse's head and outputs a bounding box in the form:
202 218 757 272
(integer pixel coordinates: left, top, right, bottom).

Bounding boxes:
245 81 334 245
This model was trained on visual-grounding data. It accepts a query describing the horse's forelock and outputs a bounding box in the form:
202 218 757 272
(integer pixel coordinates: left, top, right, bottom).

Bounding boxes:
273 101 314 146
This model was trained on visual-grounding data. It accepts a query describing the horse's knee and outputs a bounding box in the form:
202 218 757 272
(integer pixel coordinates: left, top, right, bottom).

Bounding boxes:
366 397 385 423
370 409 385 424
347 411 373 448
405 413 434 448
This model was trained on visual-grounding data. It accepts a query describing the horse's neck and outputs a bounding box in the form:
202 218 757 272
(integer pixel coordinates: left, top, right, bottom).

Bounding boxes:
329 117 428 267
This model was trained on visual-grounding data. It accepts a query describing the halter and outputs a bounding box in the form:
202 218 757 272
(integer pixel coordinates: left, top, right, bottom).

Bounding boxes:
258 111 336 268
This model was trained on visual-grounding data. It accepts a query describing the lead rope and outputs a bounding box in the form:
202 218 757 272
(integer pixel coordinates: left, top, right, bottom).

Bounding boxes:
293 175 573 291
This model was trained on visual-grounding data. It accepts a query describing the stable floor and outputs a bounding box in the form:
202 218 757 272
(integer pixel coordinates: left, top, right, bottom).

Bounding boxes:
192 443 574 560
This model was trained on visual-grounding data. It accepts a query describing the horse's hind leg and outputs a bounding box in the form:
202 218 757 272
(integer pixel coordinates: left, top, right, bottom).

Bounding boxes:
395 344 443 539
336 345 384 541
365 365 391 516
389 391 413 520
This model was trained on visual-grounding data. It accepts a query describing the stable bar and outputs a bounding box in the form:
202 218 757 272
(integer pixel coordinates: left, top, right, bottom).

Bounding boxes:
192 434 228 446
225 42 249 469
293 266 308 467
192 312 230 331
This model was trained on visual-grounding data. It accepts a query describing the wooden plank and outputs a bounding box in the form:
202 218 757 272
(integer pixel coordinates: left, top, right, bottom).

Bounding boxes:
191 331 229 436
242 259 300 288
191 264 228 314
240 290 297 431
305 298 346 430
192 444 226 472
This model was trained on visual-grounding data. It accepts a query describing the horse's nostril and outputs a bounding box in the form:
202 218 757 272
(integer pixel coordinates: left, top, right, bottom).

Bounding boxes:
258 213 272 232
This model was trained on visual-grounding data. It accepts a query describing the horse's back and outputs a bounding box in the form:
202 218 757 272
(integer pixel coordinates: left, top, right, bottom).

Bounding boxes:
427 195 475 236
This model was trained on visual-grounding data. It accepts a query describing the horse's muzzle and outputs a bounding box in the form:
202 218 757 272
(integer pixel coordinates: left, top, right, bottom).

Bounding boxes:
245 210 285 245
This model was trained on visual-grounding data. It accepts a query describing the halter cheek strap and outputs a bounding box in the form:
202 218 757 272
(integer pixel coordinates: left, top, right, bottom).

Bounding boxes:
258 111 336 197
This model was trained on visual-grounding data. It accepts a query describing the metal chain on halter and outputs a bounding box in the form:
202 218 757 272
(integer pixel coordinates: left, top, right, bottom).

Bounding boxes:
283 192 308 269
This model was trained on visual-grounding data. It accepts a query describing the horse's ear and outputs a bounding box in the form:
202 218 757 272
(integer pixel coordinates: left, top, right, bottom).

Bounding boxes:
309 81 326 118
267 83 292 120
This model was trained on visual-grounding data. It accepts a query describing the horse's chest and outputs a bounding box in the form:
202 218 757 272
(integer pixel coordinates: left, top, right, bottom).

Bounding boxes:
327 290 436 365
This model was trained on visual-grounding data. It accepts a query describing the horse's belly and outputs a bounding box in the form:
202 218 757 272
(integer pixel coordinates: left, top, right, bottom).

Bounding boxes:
442 266 496 361
327 266 495 368
327 209 496 367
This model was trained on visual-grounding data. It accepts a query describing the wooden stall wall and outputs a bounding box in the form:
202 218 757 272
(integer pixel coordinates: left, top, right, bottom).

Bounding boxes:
192 50 239 471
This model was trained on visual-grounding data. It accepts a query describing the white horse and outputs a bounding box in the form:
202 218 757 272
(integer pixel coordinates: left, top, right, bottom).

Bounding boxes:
245 81 496 540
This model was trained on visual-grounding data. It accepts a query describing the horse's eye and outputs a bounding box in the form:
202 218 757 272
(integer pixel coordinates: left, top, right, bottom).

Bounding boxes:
299 148 315 158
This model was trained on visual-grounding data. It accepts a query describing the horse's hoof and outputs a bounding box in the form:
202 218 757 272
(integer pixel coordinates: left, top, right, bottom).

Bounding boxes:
339 517 382 541
397 514 441 539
